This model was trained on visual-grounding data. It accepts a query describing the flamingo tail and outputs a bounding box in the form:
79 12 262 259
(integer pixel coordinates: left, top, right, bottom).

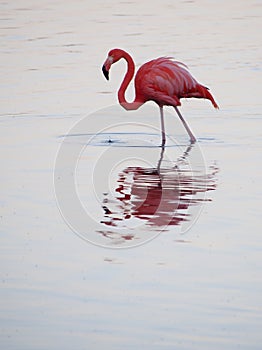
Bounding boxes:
204 87 219 109
181 84 219 109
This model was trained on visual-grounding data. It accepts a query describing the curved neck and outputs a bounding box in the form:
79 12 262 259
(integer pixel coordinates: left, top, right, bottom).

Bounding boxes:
118 50 143 110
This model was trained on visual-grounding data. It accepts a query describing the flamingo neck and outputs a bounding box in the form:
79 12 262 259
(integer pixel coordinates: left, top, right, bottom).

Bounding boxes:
118 51 143 110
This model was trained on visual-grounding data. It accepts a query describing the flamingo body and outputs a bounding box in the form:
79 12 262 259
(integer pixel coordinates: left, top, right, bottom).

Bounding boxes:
135 57 218 108
102 48 218 143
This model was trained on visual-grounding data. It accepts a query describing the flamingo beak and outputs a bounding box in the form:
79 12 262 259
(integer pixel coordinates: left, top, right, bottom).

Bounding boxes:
102 65 109 80
102 55 113 81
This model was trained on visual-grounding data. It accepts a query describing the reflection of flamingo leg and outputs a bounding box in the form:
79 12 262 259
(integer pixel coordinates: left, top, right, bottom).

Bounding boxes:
159 106 166 147
176 143 195 165
157 141 195 172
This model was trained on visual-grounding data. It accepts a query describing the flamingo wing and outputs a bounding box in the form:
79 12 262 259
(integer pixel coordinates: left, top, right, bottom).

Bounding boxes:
135 57 218 108
134 58 195 105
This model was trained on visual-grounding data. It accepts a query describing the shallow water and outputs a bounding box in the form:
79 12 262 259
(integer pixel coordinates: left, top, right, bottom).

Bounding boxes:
1 1 262 349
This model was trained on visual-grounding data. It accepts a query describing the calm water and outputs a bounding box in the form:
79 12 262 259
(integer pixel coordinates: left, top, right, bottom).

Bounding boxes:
1 1 262 349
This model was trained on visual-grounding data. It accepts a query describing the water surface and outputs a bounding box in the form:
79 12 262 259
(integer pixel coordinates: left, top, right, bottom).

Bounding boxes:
1 1 261 349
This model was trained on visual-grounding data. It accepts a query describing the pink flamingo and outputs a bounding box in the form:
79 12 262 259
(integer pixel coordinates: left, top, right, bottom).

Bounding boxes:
102 48 218 144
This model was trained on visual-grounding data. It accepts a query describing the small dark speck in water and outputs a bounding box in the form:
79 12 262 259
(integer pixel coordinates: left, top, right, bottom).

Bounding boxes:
104 257 115 262
174 239 192 243
104 257 123 265
106 136 113 144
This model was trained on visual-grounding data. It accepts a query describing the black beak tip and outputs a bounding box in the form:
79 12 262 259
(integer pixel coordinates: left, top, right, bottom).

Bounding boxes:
102 65 109 80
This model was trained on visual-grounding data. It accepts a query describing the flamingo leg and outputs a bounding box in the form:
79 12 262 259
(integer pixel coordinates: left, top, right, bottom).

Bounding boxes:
174 106 196 143
159 106 166 146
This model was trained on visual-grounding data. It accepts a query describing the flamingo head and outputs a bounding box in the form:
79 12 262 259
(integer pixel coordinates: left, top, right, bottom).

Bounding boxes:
102 49 123 80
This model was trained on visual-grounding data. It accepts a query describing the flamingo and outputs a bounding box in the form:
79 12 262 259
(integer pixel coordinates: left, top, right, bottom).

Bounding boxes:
102 48 218 144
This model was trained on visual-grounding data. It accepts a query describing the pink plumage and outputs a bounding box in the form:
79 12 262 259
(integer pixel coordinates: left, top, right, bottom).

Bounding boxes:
135 57 218 108
102 48 218 143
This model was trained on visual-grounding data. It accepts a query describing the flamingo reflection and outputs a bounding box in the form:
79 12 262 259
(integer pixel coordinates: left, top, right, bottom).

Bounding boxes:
100 144 218 236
